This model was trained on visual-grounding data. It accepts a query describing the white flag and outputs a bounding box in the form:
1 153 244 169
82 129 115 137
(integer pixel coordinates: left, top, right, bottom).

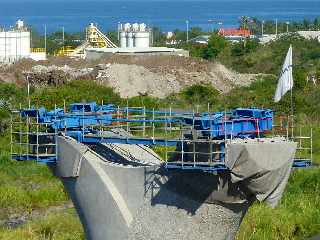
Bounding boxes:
274 45 293 102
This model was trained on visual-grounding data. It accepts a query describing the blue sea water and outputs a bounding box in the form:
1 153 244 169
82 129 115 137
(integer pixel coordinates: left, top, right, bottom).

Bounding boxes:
0 0 319 33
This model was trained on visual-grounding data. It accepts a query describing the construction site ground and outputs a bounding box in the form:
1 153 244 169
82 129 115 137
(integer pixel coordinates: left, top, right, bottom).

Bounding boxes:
0 55 262 98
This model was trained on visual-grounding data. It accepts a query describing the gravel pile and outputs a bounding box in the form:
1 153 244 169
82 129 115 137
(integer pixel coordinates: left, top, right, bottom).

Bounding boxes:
128 180 250 240
96 64 178 98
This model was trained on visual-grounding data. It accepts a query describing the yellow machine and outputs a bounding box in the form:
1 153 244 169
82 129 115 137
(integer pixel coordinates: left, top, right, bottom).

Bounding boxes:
54 46 76 56
86 23 117 48
55 23 117 58
31 48 46 53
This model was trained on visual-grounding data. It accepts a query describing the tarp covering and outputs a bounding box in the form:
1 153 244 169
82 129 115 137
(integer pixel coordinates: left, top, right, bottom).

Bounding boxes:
226 139 297 207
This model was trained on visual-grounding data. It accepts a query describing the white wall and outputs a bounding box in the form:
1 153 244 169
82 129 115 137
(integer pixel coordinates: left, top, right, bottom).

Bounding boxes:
0 31 31 63
29 52 47 61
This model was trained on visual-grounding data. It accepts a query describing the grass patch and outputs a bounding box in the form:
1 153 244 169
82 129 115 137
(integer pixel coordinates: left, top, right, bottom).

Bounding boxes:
0 155 68 220
0 208 84 240
237 168 320 240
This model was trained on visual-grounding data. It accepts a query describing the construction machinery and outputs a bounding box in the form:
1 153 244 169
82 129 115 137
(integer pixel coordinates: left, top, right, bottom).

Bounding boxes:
54 23 117 58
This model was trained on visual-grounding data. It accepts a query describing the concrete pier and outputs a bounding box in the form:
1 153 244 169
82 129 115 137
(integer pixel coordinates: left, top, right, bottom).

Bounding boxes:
55 136 296 240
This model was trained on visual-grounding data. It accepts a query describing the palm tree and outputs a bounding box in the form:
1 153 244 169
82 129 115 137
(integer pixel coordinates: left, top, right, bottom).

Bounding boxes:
239 16 251 29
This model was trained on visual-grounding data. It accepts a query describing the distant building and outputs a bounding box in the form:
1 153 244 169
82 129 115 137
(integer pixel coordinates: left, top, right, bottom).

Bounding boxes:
189 35 211 44
297 31 320 42
166 32 178 45
258 31 320 44
218 28 252 42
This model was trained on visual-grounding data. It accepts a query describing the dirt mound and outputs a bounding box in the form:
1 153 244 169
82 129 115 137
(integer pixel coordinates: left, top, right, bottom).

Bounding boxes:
96 64 177 98
0 55 259 98
96 55 257 95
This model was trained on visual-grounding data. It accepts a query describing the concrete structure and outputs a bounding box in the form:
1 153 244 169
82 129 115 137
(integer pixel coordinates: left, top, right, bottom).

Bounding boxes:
29 49 47 61
0 20 31 63
56 137 250 240
120 23 151 48
85 47 189 60
55 135 296 240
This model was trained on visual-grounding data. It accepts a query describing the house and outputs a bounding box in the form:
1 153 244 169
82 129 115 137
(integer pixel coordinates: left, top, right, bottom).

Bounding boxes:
218 28 252 42
189 35 211 44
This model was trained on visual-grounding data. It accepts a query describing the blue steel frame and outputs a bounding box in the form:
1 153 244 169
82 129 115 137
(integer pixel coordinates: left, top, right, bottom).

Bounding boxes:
11 102 312 170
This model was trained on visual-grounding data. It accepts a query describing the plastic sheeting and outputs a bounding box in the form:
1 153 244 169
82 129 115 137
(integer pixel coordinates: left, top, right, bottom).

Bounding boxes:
226 139 297 207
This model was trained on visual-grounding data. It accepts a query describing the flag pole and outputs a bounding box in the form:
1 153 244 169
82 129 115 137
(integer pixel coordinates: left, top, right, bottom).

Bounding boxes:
290 44 294 138
290 81 294 138
274 44 294 137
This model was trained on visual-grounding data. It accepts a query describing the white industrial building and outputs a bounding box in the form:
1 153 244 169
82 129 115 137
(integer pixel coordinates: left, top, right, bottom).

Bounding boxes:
0 20 31 63
0 20 46 63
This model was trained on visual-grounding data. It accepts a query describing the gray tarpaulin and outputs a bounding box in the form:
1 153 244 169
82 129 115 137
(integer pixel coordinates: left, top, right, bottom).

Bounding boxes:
226 139 297 207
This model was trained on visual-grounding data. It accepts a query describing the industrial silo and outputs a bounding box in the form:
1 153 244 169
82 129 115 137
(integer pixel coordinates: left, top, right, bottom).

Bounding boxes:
120 31 127 48
0 20 31 63
127 32 134 48
119 22 151 49
134 23 150 48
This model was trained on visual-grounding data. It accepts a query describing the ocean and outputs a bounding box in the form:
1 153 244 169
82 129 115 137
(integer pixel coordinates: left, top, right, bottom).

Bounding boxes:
0 0 319 33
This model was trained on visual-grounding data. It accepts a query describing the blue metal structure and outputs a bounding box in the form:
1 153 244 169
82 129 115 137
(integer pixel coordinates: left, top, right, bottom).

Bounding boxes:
11 102 312 170
184 108 273 139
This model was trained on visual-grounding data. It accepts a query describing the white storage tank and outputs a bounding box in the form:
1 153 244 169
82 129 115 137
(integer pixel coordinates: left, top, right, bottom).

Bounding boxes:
127 32 134 48
120 31 127 48
119 22 151 48
139 23 147 32
132 23 140 32
124 23 131 32
134 31 150 48
16 20 24 29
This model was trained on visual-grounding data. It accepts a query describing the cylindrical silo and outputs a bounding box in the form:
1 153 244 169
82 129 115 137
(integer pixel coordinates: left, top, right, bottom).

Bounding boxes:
120 32 127 48
135 31 150 48
16 20 24 29
139 23 147 32
127 32 134 48
132 23 139 32
124 23 131 32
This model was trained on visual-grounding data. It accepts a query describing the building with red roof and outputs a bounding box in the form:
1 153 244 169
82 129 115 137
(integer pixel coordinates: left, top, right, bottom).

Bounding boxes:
218 28 252 37
218 28 252 42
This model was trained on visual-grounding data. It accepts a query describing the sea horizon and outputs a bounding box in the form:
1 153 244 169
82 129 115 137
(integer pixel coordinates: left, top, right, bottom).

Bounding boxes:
0 0 319 33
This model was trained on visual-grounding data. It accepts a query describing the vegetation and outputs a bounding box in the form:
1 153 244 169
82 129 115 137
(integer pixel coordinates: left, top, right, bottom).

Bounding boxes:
0 32 319 239
242 17 320 35
0 209 84 240
238 168 320 240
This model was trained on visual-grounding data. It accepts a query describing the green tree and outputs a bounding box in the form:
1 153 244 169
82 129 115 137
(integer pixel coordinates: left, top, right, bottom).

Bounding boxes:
202 33 227 59
190 27 203 39
182 84 220 106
